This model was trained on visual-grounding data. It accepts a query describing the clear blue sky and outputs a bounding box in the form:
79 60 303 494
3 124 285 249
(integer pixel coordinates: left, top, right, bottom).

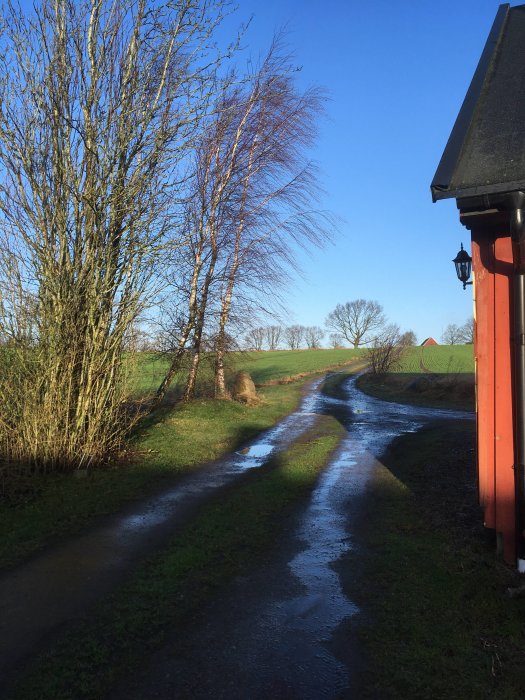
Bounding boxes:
222 0 508 343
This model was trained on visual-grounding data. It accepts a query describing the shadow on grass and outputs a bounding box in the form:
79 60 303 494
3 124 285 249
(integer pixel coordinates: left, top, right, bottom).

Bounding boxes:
378 419 479 534
341 419 525 700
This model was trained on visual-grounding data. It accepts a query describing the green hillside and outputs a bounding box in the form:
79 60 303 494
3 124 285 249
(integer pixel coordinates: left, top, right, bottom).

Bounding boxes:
394 344 474 374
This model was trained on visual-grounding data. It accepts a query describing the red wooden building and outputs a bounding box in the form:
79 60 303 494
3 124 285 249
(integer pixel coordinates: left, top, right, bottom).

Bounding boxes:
420 338 438 347
431 3 525 568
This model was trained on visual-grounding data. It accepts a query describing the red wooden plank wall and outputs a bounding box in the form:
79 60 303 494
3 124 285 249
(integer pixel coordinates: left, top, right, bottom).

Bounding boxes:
472 231 516 564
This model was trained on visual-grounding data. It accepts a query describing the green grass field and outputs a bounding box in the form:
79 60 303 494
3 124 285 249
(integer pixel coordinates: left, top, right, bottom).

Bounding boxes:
394 344 474 374
128 348 364 396
128 345 474 397
0 349 363 569
357 344 475 411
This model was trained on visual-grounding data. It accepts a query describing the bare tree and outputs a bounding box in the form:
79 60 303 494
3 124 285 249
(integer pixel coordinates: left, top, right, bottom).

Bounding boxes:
284 325 304 350
366 324 407 375
399 330 417 346
0 0 227 470
328 332 345 349
459 317 474 344
154 36 330 401
304 326 324 349
211 40 330 398
325 300 385 348
265 325 282 350
155 76 242 404
442 323 463 345
245 327 265 351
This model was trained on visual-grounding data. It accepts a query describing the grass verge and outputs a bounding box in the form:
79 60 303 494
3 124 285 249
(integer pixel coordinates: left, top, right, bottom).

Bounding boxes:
0 381 308 570
340 420 525 699
10 415 345 700
393 344 474 374
356 372 475 411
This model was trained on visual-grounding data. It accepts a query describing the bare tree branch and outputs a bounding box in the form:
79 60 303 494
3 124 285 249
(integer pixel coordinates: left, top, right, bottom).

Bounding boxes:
366 324 407 375
304 325 323 349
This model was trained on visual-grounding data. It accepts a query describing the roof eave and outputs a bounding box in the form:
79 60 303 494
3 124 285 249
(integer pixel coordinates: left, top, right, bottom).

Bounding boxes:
432 180 525 203
430 4 510 203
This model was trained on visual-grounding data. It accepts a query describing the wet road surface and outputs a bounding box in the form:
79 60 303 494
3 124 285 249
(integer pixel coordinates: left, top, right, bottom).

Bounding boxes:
0 378 326 684
109 375 474 699
0 374 473 693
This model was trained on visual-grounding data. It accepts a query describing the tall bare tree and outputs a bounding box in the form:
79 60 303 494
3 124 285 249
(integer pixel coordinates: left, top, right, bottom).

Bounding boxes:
0 0 227 470
157 118 231 404
245 327 265 351
156 37 330 401
265 325 282 350
156 75 262 403
212 41 330 397
284 325 304 350
304 326 324 349
325 299 385 348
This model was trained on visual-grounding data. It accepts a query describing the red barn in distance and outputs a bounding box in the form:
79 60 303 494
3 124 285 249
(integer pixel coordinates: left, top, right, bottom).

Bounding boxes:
432 3 525 567
420 337 438 347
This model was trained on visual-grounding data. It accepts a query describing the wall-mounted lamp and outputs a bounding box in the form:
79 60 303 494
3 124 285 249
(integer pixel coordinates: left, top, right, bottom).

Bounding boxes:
453 243 473 289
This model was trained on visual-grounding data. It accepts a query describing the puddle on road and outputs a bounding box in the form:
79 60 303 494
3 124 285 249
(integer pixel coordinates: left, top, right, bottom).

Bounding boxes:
236 443 273 459
113 378 328 538
269 373 475 694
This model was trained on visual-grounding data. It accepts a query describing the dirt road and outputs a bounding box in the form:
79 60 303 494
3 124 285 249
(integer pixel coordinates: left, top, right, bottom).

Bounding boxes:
1 374 473 697
108 377 472 699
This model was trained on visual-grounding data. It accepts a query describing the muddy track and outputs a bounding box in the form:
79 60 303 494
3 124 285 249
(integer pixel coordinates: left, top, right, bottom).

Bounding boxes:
1 374 474 696
108 375 474 699
0 377 327 687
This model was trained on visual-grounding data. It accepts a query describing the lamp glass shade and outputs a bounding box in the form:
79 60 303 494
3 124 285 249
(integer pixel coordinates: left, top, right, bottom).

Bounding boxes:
453 244 472 286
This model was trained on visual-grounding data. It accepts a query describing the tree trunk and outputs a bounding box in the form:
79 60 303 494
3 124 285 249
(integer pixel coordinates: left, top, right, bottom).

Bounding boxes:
214 325 228 398
214 249 239 398
183 341 201 401
183 284 211 401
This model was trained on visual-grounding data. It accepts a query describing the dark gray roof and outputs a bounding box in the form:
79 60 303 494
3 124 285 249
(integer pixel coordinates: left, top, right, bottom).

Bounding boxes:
431 4 525 202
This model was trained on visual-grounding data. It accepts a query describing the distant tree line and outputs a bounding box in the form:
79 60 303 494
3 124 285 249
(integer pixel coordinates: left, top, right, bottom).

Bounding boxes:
243 300 419 372
245 324 325 350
